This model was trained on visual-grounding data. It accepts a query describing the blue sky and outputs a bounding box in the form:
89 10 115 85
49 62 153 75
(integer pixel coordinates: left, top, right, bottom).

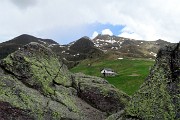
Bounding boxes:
44 23 125 44
0 0 180 44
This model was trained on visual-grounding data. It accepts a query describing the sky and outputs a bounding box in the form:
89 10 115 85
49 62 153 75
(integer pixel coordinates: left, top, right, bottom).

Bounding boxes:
0 0 180 44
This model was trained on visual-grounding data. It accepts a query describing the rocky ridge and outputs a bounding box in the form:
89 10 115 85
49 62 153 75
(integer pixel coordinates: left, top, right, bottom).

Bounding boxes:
0 34 173 69
0 42 129 120
93 34 172 59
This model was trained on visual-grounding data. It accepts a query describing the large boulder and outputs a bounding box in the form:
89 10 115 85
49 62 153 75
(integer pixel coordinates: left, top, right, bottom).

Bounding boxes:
0 42 129 119
124 43 180 119
72 73 130 114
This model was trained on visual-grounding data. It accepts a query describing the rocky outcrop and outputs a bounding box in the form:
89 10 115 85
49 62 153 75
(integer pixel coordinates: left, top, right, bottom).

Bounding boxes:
72 73 130 114
0 42 129 119
124 43 180 119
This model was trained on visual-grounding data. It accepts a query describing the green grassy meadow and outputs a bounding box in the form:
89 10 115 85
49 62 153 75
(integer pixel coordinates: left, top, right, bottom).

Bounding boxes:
70 58 155 95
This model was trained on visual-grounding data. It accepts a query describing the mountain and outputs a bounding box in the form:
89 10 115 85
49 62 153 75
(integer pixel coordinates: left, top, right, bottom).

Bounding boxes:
0 35 103 68
0 34 58 59
68 36 103 60
0 42 129 119
92 34 172 59
49 36 103 68
0 34 173 68
70 36 95 53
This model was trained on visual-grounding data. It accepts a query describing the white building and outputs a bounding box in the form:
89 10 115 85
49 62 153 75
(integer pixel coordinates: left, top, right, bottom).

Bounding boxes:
101 68 117 77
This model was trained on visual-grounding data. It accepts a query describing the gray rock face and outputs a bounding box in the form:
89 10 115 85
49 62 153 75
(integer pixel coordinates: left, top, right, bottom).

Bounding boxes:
125 43 180 119
0 42 129 120
73 73 130 114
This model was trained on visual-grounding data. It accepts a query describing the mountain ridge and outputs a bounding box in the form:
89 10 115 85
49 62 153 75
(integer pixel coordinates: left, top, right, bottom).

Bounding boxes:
92 34 172 59
0 34 174 68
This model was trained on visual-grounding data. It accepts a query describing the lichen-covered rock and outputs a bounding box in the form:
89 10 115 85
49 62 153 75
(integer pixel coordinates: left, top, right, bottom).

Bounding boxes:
125 43 180 120
73 73 130 114
0 42 72 95
0 101 34 120
0 42 129 119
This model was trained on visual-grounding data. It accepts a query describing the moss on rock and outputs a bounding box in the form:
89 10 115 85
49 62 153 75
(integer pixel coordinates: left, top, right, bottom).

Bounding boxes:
73 73 130 114
125 43 180 120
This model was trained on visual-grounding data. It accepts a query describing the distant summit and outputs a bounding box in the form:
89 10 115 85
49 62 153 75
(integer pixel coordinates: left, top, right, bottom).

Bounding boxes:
0 34 58 59
70 36 95 53
5 34 58 45
61 37 103 67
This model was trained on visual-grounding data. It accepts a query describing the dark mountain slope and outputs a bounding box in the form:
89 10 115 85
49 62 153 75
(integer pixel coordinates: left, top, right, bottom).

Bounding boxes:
0 34 58 59
70 36 95 53
50 36 104 68
67 37 103 60
1 34 58 45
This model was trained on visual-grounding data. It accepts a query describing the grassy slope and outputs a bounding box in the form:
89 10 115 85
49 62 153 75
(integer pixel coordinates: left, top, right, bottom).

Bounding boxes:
70 58 154 95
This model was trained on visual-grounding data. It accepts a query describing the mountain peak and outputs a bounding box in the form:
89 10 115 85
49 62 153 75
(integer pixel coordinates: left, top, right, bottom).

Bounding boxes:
15 34 36 38
70 37 95 52
81 36 91 40
0 34 58 59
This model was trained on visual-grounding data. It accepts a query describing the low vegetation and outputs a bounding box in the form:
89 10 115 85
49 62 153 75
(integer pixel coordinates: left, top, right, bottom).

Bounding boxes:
70 58 155 95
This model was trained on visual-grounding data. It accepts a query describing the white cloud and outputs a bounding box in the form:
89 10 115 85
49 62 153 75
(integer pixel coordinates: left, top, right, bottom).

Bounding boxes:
0 0 180 43
119 32 143 40
91 31 99 39
9 0 38 9
102 29 113 36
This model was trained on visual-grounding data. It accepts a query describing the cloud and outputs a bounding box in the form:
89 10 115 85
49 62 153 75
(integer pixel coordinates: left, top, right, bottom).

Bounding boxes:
9 0 37 9
102 29 113 36
118 32 143 40
0 0 180 44
91 31 99 39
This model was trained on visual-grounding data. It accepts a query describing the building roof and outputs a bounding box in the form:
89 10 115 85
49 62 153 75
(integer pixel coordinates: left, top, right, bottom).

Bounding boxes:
102 68 114 71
